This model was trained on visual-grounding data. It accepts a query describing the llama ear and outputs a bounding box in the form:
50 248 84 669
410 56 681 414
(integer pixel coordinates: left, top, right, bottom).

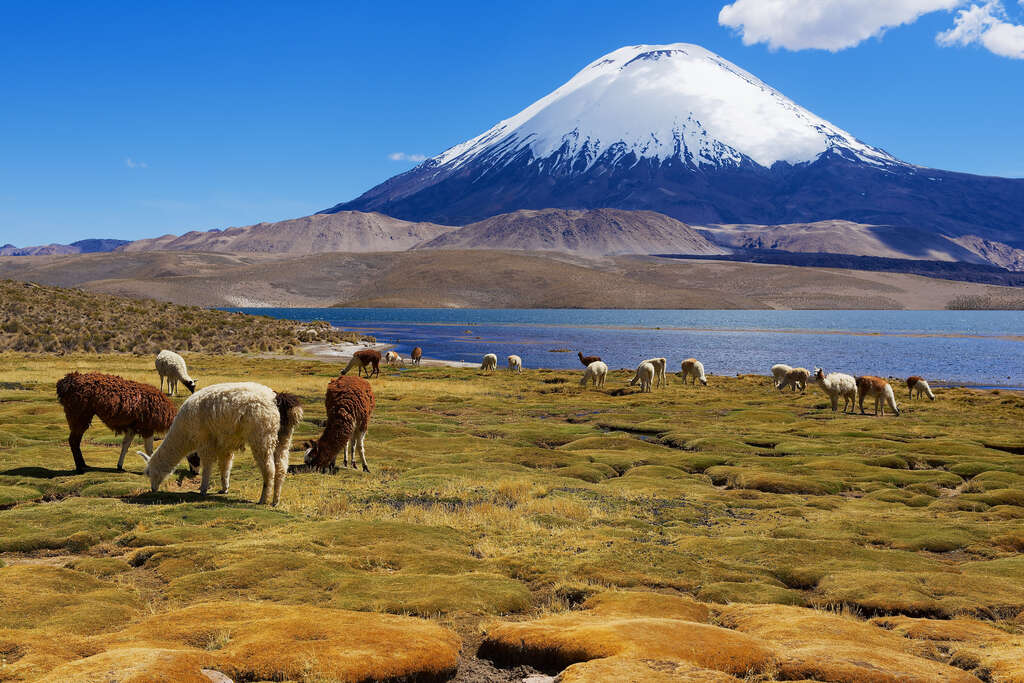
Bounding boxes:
135 450 151 463
303 447 314 465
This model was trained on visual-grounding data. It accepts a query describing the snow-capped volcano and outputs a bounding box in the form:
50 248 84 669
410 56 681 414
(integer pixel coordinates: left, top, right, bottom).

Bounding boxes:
324 44 1024 249
433 43 897 172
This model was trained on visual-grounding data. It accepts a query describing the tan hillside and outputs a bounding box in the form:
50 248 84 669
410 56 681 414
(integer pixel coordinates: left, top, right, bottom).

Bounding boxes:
118 211 455 254
416 208 729 256
3 249 1023 310
0 279 361 354
699 220 991 263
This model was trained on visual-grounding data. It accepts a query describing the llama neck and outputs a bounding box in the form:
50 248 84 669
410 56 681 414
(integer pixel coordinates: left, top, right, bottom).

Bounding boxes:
147 419 194 483
313 420 349 465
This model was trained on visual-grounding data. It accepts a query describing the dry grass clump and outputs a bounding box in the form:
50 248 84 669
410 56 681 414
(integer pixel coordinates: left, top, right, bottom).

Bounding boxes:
34 601 461 683
0 279 365 354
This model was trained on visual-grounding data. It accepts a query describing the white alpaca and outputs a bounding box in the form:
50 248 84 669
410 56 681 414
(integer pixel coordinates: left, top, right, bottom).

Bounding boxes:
481 353 498 371
629 361 656 393
384 350 404 366
777 367 810 393
155 350 196 396
580 361 608 389
680 358 708 386
137 382 302 506
907 376 936 401
813 368 858 413
507 355 523 373
640 358 668 388
771 363 793 389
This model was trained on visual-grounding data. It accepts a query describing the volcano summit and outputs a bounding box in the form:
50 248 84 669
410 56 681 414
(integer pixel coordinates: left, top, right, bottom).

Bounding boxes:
325 43 1024 248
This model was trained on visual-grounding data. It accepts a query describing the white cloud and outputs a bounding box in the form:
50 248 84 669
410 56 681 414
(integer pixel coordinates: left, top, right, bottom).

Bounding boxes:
718 0 964 51
937 2 1024 58
388 152 427 162
124 157 148 169
719 0 1024 58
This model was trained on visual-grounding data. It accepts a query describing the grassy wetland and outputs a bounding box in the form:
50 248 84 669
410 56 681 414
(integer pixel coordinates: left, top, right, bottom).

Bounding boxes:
1 351 1023 681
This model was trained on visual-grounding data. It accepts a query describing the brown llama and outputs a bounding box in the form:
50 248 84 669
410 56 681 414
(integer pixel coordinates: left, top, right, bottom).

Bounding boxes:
56 372 177 473
578 351 601 367
304 376 376 472
341 349 381 378
856 375 900 416
411 346 423 365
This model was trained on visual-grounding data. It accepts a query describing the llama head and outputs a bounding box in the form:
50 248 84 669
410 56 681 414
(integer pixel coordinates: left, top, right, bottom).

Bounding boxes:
303 440 323 467
700 377 708 386
183 379 197 394
814 367 825 381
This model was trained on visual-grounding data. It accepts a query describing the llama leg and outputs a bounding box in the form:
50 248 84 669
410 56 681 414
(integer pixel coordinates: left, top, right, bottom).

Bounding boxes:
218 452 234 493
65 409 93 472
199 453 215 496
272 444 289 506
254 439 275 505
159 375 165 394
144 435 154 456
117 430 135 471
357 428 369 472
830 395 838 412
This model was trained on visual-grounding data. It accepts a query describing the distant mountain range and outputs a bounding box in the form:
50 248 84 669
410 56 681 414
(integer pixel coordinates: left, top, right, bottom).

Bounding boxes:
5 207 1024 273
0 238 129 256
324 43 1024 251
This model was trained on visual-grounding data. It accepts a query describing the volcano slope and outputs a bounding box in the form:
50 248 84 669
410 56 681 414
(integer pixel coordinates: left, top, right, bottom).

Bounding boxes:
1 353 1022 681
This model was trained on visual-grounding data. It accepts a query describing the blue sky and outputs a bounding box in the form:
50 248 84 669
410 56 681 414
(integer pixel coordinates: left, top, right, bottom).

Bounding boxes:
1 1 1022 245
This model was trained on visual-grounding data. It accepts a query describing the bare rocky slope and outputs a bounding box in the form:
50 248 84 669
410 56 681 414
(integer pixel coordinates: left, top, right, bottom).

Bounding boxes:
3 249 1022 310
415 208 728 256
117 211 455 254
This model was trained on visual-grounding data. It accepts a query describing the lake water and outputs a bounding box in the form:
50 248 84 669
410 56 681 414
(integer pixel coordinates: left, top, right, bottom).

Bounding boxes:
229 308 1024 388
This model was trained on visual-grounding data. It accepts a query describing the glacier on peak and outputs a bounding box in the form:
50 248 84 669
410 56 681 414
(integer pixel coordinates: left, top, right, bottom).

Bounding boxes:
428 43 899 173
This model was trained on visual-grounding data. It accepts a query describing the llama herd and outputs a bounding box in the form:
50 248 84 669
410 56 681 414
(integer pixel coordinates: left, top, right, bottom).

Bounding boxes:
771 363 936 417
52 344 938 506
56 349 375 506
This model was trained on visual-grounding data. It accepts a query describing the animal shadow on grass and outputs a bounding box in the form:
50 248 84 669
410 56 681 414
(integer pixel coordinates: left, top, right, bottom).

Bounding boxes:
124 490 253 506
1 465 123 478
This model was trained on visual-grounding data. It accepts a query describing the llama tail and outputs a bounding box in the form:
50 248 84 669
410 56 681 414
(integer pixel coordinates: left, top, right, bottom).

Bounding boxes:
275 392 304 442
884 385 900 416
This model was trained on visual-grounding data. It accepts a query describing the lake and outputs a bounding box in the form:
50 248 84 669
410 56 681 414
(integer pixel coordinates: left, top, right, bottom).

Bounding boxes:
228 309 1024 388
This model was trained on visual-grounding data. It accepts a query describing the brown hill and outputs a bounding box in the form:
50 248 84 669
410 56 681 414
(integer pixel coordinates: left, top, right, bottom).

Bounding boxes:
118 211 455 254
3 250 1022 310
415 209 728 256
696 221 1002 263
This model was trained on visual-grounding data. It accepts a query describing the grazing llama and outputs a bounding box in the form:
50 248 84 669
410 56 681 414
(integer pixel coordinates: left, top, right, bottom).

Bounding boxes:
907 376 936 401
856 376 901 416
778 367 811 393
481 353 498 371
771 363 793 389
56 372 176 472
580 361 608 389
384 350 404 366
680 358 708 386
411 347 423 365
507 355 523 373
137 383 302 505
341 349 381 378
640 358 668 388
629 361 656 393
304 376 376 472
155 350 197 396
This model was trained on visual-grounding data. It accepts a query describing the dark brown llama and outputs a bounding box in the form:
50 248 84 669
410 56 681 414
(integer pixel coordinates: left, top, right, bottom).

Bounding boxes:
56 372 177 472
303 376 376 472
411 346 423 365
340 349 381 378
578 351 601 367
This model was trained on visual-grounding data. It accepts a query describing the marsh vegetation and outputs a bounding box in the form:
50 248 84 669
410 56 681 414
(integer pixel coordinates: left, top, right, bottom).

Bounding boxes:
1 352 1022 681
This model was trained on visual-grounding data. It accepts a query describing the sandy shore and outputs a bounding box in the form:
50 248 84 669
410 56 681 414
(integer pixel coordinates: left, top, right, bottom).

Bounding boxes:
298 341 476 368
